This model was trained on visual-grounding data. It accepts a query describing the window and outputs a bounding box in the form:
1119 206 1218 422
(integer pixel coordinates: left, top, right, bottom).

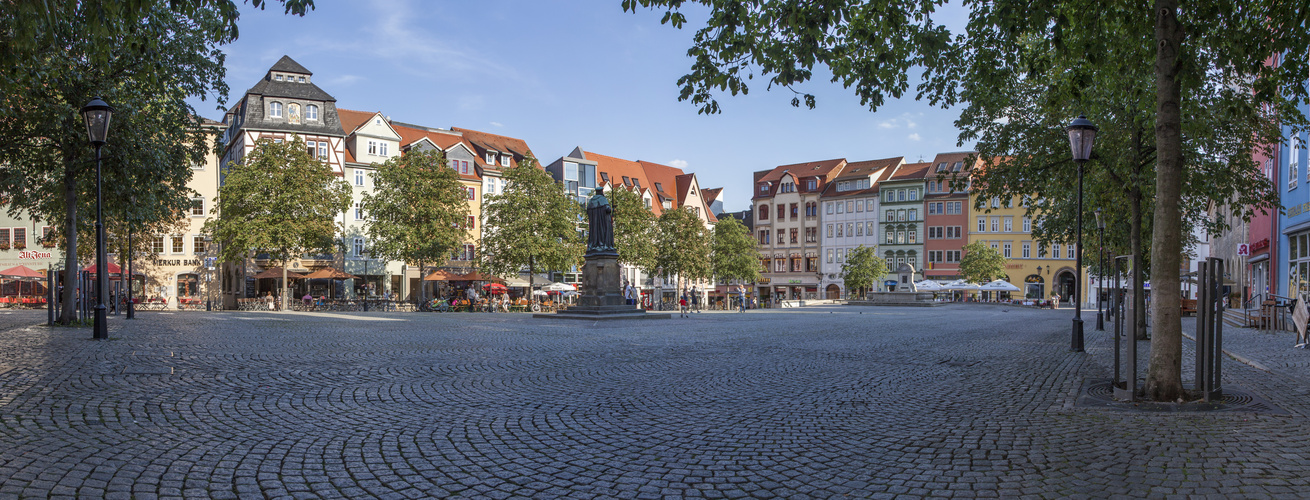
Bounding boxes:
1003 243 1012 258
171 235 184 253
978 217 986 232
908 230 917 243
758 230 769 245
777 204 786 220
826 202 834 214
837 249 845 263
827 249 834 263
1290 137 1301 190
1004 217 1013 232
790 228 798 244
836 224 844 237
886 211 895 222
991 197 1000 208
897 230 906 243
193 236 206 255
855 200 863 212
991 217 999 232
953 162 963 172
458 244 476 261
947 250 961 263
1067 245 1075 259
368 141 378 155
152 236 164 254
908 189 918 201
501 155 511 167
486 152 496 164
866 222 873 235
790 203 798 219
947 226 961 239
353 238 365 256
760 184 769 194
318 142 328 160
855 223 863 237
379 142 389 157
898 210 906 222
827 224 834 238
759 205 769 220
836 202 844 214
885 231 894 244
846 223 854 238
1039 245 1047 258
908 209 917 221
10 228 24 248
269 101 282 117
928 202 938 215
1022 217 1031 232
306 104 318 121
275 74 283 81
1053 244 1061 258
1023 241 1031 258
898 189 906 201
806 179 816 190
355 169 365 186
354 203 363 221
847 201 855 213
928 226 942 239
191 197 204 216
467 216 476 230
775 259 785 272
805 227 816 243
467 187 476 200
777 229 785 244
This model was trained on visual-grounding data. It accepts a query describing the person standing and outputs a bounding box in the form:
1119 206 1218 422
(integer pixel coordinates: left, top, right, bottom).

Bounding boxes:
679 294 689 317
690 286 700 313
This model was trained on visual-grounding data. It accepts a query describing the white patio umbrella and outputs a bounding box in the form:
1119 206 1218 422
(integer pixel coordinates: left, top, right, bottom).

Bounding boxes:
543 282 576 292
914 279 944 291
944 279 980 291
979 280 1021 292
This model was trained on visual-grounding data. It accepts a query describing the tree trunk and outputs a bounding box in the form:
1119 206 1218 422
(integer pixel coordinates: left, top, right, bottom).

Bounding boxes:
58 164 78 325
1131 191 1147 340
281 264 288 312
1146 0 1186 402
528 255 535 303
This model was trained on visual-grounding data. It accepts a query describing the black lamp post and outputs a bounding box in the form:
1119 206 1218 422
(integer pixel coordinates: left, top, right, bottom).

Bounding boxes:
126 197 135 320
1036 265 1043 299
1095 207 1105 331
82 97 113 340
1066 115 1097 353
205 235 214 311
361 245 370 312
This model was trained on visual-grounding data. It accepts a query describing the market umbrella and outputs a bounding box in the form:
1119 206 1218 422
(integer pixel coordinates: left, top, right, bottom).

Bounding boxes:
978 280 1021 292
0 265 43 279
460 271 502 282
304 267 356 299
253 267 305 280
483 283 507 293
944 279 980 290
543 282 576 292
914 279 944 291
424 270 460 281
84 262 123 276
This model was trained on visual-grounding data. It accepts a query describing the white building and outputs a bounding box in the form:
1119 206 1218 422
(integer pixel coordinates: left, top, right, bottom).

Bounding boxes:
818 157 902 299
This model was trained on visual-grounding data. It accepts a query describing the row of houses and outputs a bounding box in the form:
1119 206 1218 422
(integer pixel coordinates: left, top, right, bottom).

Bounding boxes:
0 55 723 308
743 155 1081 303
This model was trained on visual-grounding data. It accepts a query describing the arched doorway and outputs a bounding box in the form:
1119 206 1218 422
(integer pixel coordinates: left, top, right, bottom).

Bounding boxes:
1056 271 1076 302
1025 274 1044 299
826 284 841 300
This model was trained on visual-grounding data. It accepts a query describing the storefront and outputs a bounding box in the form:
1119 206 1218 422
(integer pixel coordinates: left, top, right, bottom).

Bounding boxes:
1025 274 1044 299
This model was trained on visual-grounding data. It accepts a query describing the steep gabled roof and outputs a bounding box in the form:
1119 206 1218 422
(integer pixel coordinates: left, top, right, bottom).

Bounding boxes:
337 109 375 136
701 187 722 206
820 156 902 198
388 122 480 181
887 161 932 182
637 160 685 209
586 151 661 213
451 127 535 173
754 158 848 199
269 55 312 75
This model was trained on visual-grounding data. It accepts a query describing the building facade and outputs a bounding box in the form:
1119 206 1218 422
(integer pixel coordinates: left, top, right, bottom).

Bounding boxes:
923 152 974 282
818 157 901 299
753 159 847 303
967 194 1080 301
878 162 930 288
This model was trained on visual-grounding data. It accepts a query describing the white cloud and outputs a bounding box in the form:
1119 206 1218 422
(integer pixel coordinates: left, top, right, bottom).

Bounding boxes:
669 159 689 169
490 121 504 128
877 121 896 129
329 74 364 86
877 113 920 130
908 133 922 141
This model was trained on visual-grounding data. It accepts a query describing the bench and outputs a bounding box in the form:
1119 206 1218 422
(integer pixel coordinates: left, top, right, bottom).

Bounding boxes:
1180 299 1197 316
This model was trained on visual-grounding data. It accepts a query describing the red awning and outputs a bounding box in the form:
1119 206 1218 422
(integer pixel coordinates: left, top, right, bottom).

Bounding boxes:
0 265 43 279
84 263 122 275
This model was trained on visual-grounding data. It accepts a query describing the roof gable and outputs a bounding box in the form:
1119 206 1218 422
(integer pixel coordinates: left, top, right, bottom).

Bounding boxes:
270 55 311 75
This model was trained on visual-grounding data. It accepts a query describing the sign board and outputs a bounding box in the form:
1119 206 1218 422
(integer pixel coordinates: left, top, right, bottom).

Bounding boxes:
1237 244 1250 256
1294 293 1309 346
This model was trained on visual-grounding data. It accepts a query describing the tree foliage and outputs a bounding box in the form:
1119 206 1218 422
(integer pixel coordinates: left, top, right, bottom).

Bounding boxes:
655 206 711 293
958 242 1008 284
710 216 760 285
609 186 658 274
479 157 583 286
841 245 885 299
361 148 470 273
204 137 350 285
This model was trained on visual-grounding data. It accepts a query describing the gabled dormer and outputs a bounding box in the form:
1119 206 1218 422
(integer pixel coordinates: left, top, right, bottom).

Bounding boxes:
339 110 402 164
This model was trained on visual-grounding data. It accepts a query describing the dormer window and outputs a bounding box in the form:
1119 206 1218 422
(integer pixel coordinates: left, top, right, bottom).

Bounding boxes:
500 155 510 167
486 152 495 164
622 176 631 186
953 162 963 172
275 74 283 81
805 179 817 190
632 179 640 189
654 182 663 192
600 172 609 183
298 76 306 83
269 102 282 118
306 104 318 121
936 162 948 172
759 184 769 194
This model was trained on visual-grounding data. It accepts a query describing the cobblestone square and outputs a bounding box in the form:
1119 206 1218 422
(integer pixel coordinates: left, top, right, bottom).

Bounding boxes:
2 305 1310 499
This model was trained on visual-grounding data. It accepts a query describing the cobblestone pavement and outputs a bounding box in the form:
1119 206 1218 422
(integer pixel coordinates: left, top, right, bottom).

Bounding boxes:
2 305 1310 499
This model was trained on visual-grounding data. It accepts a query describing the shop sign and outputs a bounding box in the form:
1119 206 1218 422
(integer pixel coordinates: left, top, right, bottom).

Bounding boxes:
18 250 53 260
788 279 802 284
1251 238 1270 252
157 259 201 266
757 278 770 284
1006 264 1024 269
1237 244 1249 256
1289 202 1310 218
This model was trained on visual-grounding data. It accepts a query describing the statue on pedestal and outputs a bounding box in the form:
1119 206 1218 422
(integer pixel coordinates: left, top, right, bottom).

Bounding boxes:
586 192 615 254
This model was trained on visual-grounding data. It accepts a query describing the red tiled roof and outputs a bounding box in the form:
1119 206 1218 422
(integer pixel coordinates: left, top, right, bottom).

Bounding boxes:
451 127 535 172
819 156 902 197
587 152 663 214
701 187 722 205
337 109 377 135
887 161 932 181
344 148 356 164
388 122 480 181
754 158 847 199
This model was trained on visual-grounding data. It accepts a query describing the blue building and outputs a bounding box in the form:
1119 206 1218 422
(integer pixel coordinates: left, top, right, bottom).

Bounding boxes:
1278 111 1310 298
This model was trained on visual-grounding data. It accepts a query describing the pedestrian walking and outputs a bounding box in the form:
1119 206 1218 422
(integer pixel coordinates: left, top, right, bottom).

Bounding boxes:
691 286 700 313
679 295 689 317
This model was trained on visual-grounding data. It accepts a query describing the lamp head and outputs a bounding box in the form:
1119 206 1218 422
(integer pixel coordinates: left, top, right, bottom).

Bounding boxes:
1066 115 1097 162
81 97 114 147
1095 207 1104 229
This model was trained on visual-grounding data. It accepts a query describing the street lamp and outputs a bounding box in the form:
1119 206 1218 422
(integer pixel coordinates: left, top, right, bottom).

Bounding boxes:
81 97 113 340
1095 207 1105 331
126 196 135 320
1067 115 1097 353
204 235 214 311
361 245 370 312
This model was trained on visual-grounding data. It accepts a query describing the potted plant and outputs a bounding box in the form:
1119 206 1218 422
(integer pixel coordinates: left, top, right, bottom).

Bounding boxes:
13 241 25 250
0 241 9 251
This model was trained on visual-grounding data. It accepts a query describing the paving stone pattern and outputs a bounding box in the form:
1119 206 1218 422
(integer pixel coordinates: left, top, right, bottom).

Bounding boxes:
1 305 1309 499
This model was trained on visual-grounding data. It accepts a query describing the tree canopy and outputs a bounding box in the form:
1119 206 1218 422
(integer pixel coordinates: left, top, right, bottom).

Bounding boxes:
361 148 470 275
711 216 761 286
841 245 886 299
958 241 1009 284
609 186 658 274
655 206 712 294
479 157 583 288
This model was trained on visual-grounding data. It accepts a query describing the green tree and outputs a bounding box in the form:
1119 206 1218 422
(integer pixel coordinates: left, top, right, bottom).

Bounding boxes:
361 148 470 303
624 0 1310 401
841 245 886 300
0 0 314 325
710 216 760 286
609 186 658 274
958 242 1008 285
479 156 583 293
204 137 351 311
655 206 712 296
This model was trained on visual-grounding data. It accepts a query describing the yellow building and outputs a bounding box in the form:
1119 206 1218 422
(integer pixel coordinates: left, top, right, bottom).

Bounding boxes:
967 194 1081 302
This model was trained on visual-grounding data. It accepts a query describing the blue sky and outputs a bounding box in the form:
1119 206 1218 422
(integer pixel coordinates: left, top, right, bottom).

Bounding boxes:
190 0 973 211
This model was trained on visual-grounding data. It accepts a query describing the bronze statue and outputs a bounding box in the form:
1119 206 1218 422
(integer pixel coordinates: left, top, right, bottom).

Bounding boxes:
586 191 615 254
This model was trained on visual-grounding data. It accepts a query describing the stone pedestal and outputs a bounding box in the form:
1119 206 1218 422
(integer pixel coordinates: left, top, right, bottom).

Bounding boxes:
537 252 670 320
